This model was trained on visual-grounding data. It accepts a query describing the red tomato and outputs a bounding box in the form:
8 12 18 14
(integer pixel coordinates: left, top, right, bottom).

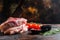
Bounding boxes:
26 23 41 30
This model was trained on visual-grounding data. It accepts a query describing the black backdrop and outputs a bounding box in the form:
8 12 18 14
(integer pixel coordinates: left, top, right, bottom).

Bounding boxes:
0 0 60 24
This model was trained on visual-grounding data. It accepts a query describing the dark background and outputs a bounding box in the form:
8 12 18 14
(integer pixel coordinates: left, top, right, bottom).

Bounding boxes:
0 0 60 24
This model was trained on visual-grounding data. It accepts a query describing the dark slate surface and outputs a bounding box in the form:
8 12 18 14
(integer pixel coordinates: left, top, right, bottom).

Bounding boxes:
0 24 60 40
0 33 60 40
